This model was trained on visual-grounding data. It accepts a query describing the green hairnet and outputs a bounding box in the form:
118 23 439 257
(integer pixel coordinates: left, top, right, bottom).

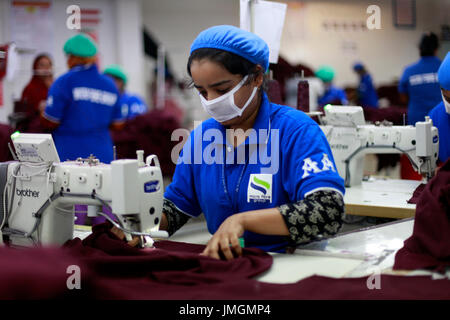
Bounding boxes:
315 65 335 83
104 64 127 84
63 33 97 57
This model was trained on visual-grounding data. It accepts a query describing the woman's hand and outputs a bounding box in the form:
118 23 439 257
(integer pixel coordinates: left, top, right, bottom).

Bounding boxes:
201 213 245 260
110 226 140 247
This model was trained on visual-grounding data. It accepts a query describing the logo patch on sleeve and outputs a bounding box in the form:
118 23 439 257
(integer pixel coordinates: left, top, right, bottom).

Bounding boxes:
247 174 272 203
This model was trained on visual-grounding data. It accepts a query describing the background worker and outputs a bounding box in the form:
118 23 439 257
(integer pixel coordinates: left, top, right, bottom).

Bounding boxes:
41 33 124 164
104 64 148 121
315 65 348 107
352 62 379 108
398 32 442 125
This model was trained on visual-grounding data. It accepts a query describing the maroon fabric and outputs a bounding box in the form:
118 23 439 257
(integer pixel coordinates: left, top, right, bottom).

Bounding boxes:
20 76 49 117
407 183 426 204
297 80 310 112
0 246 90 299
394 159 450 273
377 84 407 108
0 123 13 162
267 80 283 105
270 56 314 103
362 106 408 125
1 221 450 299
110 109 181 177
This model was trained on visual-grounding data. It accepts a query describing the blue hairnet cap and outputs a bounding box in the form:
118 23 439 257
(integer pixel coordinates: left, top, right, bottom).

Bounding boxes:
190 25 270 72
353 62 364 71
438 52 450 90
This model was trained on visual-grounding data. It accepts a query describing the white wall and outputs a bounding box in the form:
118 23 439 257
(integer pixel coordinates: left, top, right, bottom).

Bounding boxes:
142 0 240 123
0 0 145 123
279 0 450 87
141 0 449 90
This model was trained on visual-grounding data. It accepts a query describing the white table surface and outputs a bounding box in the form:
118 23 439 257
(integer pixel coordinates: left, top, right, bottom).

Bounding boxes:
344 178 422 219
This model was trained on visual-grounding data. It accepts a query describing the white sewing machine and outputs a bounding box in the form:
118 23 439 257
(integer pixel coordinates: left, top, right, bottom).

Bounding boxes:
318 106 439 187
0 133 167 248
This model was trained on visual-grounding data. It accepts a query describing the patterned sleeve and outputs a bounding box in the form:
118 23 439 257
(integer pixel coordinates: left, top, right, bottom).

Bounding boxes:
278 190 344 247
163 198 192 236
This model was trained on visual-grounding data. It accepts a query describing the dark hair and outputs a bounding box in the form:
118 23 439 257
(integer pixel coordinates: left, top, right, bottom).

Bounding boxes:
32 53 52 70
419 32 439 57
187 48 267 92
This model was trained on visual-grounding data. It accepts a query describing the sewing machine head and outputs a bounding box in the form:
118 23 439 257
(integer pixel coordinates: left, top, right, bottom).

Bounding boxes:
0 133 167 248
319 105 439 187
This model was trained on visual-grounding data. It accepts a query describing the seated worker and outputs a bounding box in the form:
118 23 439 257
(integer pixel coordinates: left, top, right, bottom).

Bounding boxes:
104 64 148 121
112 25 346 260
353 62 379 108
428 51 450 163
315 65 348 107
41 33 124 164
399 32 442 125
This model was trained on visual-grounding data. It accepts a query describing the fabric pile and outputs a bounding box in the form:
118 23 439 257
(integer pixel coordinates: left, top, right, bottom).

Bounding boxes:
1 219 449 299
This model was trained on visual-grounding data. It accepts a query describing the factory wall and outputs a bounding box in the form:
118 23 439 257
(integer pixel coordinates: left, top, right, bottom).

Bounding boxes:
142 0 449 89
0 0 145 123
1 0 449 123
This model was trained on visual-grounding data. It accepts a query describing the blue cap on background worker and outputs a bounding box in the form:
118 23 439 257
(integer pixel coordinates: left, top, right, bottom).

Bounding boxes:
42 32 123 164
428 51 450 163
104 64 148 120
315 65 348 107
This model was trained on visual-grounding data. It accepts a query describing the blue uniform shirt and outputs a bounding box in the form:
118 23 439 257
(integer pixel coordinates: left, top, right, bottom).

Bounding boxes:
399 56 442 125
318 85 348 107
164 93 345 252
44 64 123 163
428 102 450 163
119 93 147 120
358 74 379 108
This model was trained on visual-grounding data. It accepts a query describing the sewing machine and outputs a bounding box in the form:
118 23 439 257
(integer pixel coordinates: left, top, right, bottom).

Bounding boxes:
0 133 167 248
318 105 439 187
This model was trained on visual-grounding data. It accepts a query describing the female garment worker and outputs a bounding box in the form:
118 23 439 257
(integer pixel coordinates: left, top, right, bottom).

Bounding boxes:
428 51 450 163
149 25 345 260
41 33 124 163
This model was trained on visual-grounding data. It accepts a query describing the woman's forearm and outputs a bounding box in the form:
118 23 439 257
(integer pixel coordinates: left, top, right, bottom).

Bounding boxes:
238 208 289 236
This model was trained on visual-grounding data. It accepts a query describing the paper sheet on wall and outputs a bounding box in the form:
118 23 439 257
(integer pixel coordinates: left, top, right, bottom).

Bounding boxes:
10 1 54 55
240 0 287 65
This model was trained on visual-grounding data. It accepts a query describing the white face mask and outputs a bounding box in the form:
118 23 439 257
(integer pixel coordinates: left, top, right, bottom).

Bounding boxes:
199 75 258 123
442 92 450 114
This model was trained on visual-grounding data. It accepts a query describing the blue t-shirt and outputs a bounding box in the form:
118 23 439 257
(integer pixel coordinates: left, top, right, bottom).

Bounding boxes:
164 93 345 253
428 102 450 163
399 56 442 125
44 64 123 163
358 74 379 108
119 93 147 121
318 85 348 107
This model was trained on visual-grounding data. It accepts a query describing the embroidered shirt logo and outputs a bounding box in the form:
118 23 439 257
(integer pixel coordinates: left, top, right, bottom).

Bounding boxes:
248 174 272 203
302 154 336 178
